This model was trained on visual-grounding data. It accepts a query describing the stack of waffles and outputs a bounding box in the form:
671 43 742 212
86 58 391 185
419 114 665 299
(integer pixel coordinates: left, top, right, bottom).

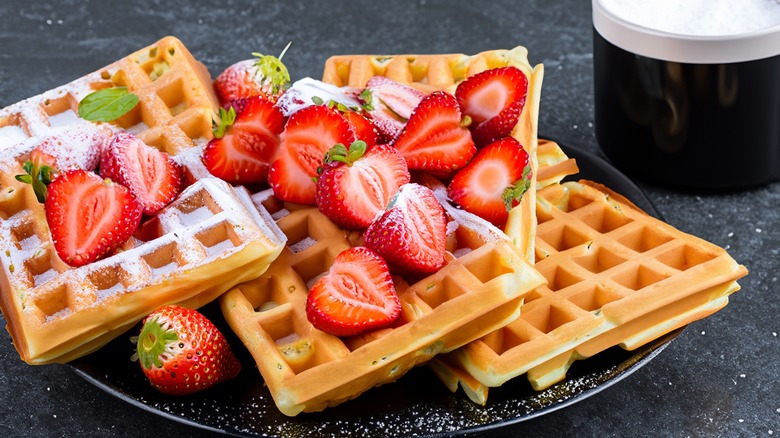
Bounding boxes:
0 37 286 365
320 50 746 407
219 47 548 415
0 37 747 417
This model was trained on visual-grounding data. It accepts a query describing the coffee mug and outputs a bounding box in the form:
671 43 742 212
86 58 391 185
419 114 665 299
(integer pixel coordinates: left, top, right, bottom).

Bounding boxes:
592 0 780 189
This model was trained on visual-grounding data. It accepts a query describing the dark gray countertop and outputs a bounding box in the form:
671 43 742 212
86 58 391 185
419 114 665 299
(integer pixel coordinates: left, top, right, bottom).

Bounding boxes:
0 0 777 436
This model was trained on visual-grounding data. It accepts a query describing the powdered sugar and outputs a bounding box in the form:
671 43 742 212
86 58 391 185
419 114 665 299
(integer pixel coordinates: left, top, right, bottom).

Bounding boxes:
601 0 780 36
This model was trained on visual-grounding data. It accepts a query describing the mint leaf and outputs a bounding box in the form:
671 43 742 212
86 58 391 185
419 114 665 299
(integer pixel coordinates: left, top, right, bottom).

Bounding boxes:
78 87 139 122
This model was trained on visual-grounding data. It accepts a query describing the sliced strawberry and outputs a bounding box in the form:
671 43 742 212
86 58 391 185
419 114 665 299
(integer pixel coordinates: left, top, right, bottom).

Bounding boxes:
306 246 401 337
391 90 476 179
202 96 284 185
455 66 528 147
364 183 447 275
315 141 410 230
213 45 291 105
100 132 183 215
268 105 355 204
447 137 532 226
45 169 143 267
137 305 241 395
342 110 378 148
360 76 425 142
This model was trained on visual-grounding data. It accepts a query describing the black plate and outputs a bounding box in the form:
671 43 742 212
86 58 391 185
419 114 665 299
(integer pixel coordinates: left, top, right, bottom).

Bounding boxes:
67 142 680 437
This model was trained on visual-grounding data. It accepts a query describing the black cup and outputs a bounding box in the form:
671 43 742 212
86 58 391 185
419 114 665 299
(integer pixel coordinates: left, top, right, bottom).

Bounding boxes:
592 0 780 189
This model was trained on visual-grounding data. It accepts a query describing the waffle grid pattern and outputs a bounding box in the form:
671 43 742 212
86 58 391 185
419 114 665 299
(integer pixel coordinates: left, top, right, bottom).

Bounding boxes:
434 180 747 401
220 189 545 416
0 37 286 364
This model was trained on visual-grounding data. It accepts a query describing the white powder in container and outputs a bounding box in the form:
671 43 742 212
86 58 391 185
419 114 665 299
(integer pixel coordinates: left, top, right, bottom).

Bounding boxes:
601 0 780 36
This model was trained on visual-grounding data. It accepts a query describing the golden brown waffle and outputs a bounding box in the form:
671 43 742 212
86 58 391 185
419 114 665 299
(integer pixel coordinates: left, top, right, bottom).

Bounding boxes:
0 37 286 364
430 180 747 403
220 182 546 416
321 47 544 263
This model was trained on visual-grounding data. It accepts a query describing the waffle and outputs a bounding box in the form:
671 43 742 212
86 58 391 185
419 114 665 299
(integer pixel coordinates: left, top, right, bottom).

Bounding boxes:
220 179 546 416
431 180 747 403
322 47 544 263
0 36 286 364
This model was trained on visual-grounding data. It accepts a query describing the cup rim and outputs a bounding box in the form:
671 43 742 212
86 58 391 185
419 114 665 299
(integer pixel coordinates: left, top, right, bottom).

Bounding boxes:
593 0 780 63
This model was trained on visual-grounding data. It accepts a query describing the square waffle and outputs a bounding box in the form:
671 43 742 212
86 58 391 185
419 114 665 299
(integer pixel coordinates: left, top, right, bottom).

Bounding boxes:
322 47 544 263
0 36 286 364
430 180 747 403
220 182 546 416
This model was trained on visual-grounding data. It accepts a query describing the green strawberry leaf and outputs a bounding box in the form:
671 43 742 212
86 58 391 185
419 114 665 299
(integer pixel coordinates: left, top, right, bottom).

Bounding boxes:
15 160 53 203
136 316 180 369
212 106 237 138
78 87 139 122
502 163 533 212
252 41 292 95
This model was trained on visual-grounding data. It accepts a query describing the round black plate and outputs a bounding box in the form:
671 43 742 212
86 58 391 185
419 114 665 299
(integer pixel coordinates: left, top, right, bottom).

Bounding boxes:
67 142 680 437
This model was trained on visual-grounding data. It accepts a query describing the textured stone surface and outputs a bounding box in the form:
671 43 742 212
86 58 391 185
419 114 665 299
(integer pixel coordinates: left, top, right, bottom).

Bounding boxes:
0 0 777 436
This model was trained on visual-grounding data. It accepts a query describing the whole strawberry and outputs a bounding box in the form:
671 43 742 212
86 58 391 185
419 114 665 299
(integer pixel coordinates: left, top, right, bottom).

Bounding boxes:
136 305 241 396
213 43 292 105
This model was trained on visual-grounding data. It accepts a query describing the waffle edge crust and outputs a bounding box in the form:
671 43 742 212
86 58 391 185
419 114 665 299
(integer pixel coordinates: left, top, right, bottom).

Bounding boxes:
430 180 748 404
0 36 286 365
221 186 545 416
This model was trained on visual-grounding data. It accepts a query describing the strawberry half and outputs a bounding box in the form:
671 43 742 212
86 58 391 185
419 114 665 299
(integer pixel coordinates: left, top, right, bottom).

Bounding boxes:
306 246 401 337
202 96 285 185
455 66 528 147
364 183 447 275
213 44 291 105
315 141 410 230
447 137 532 226
360 76 425 143
391 90 476 179
136 305 241 396
100 132 183 215
342 109 378 148
268 105 355 204
45 169 143 267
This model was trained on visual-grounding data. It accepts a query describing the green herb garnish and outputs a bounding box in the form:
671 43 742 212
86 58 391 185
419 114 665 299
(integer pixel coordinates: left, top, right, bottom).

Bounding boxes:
78 87 139 122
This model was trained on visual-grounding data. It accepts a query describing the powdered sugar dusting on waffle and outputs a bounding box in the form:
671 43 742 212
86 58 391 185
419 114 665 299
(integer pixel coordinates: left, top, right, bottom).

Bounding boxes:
0 37 288 364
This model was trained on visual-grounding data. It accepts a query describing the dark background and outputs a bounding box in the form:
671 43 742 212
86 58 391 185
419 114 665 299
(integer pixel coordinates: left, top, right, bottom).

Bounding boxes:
0 0 777 436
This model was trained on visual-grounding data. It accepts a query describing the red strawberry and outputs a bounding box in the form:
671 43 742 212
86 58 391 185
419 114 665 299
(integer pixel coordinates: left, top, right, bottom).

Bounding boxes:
315 141 410 230
391 91 476 179
268 105 355 204
360 76 425 142
447 137 532 226
342 110 378 147
213 44 291 105
455 66 528 147
45 169 143 267
364 183 447 275
306 246 401 337
136 305 241 396
100 132 183 215
202 96 285 185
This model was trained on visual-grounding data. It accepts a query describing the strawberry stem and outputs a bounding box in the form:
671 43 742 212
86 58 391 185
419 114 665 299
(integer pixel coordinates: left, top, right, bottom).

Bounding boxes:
15 160 53 203
502 163 533 211
212 106 237 138
324 140 367 166
136 316 179 370
251 41 293 95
